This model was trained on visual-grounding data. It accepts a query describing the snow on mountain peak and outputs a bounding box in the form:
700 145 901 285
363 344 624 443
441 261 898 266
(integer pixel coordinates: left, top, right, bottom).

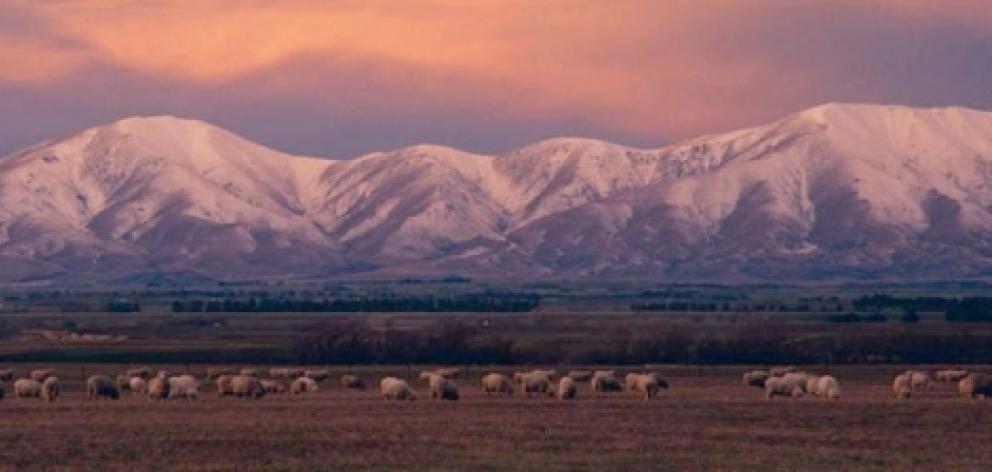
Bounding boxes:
3 103 992 282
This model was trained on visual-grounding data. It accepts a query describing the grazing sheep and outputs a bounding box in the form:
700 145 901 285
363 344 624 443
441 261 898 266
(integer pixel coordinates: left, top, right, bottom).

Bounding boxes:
558 376 577 400
770 366 795 377
290 376 319 394
936 369 970 382
959 373 992 399
270 368 305 379
593 370 617 379
481 373 514 396
893 374 912 399
627 373 669 399
125 367 151 379
147 375 170 400
781 373 810 393
216 375 234 397
591 373 623 393
339 374 366 390
230 375 266 398
380 377 416 401
530 369 558 379
304 369 330 382
805 375 821 396
905 370 933 391
742 370 770 388
128 377 147 394
260 379 286 394
566 370 593 382
518 373 554 397
239 368 259 377
624 373 639 391
86 375 120 400
117 374 132 393
41 377 60 402
30 369 55 382
428 377 460 401
207 368 236 380
168 375 199 399
765 376 803 399
14 379 42 398
0 369 15 382
816 375 841 399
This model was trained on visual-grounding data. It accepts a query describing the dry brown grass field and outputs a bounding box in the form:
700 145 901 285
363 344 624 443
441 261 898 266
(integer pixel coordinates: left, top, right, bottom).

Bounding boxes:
1 364 990 471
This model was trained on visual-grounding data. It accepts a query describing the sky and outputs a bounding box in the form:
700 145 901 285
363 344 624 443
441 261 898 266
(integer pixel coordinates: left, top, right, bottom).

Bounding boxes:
2 0 992 158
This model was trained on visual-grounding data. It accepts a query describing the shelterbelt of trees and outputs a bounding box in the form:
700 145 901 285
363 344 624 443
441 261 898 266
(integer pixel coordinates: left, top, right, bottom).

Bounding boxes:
169 295 540 313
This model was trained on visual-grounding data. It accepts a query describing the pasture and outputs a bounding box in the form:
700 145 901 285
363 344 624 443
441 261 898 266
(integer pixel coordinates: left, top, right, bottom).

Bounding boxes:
1 364 990 471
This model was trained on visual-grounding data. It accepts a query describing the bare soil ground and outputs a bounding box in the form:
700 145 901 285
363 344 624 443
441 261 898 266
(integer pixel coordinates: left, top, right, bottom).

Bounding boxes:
1 364 990 471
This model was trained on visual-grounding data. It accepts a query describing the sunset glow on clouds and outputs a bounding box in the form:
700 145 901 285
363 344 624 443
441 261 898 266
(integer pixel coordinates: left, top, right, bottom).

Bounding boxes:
2 0 992 156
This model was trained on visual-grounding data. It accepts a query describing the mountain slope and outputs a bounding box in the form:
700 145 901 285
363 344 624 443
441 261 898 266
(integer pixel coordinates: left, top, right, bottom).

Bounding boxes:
2 103 992 282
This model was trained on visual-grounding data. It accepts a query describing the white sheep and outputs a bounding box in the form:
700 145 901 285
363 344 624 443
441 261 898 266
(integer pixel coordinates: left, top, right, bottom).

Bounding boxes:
959 373 992 399
339 374 366 390
893 374 912 399
380 377 416 401
147 374 170 400
765 376 803 399
816 375 840 399
627 373 668 399
168 374 199 399
428 377 459 401
530 369 558 379
86 375 120 400
591 373 623 393
558 376 577 400
41 377 60 402
517 373 554 397
14 378 41 398
216 375 234 397
481 373 514 396
260 379 286 394
290 376 319 394
128 376 147 394
905 370 933 391
805 375 821 396
230 375 266 398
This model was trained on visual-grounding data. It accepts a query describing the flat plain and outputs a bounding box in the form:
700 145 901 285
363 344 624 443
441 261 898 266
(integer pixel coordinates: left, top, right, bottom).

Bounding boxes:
1 364 990 471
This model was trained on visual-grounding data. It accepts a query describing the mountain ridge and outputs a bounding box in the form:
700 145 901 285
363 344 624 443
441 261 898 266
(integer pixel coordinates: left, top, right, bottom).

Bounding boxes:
3 103 992 283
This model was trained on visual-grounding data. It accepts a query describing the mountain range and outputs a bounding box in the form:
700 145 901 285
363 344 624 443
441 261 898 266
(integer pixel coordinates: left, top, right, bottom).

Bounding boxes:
3 103 992 283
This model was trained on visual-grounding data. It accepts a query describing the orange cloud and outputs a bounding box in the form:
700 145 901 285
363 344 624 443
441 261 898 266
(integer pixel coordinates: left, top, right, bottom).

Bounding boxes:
0 39 83 83
5 0 991 143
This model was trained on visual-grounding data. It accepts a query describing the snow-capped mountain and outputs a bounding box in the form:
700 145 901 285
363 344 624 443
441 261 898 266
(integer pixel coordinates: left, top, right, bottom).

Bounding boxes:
3 103 992 282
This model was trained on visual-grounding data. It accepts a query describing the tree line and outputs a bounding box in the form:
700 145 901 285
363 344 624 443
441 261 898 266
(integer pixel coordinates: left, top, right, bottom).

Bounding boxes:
170 295 540 313
854 295 992 322
289 320 992 365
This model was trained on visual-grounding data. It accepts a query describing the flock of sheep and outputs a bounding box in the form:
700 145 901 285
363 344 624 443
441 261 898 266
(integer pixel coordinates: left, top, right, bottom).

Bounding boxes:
0 366 668 402
741 367 992 400
1 365 990 403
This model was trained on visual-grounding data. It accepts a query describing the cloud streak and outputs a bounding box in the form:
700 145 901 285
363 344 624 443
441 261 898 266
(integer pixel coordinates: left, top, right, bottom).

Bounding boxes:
2 0 991 156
